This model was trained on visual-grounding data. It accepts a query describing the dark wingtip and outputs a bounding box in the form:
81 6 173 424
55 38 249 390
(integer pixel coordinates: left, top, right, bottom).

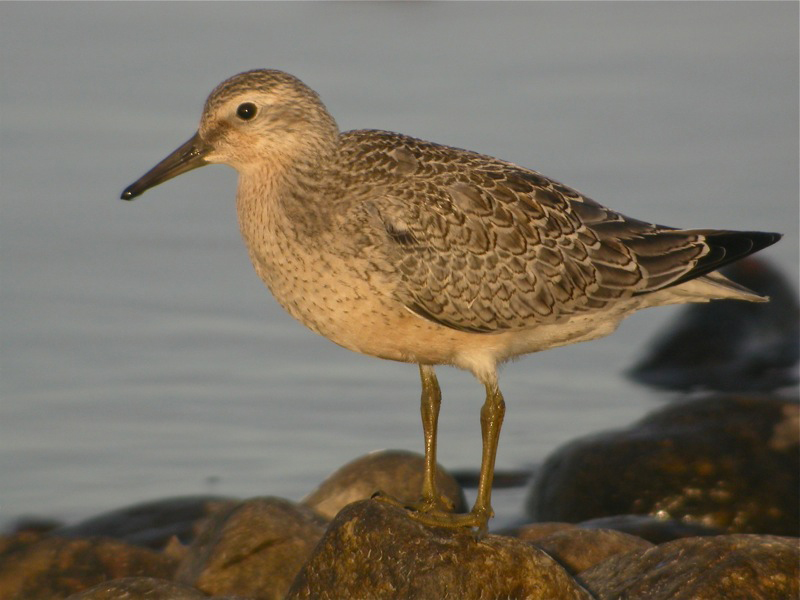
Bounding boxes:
672 230 783 287
747 231 783 253
710 231 782 265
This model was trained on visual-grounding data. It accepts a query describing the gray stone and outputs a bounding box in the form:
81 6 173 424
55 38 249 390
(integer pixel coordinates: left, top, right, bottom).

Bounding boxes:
54 495 238 550
628 257 799 392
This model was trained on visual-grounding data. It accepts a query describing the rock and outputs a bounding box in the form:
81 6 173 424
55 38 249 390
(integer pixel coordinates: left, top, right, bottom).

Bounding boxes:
0 536 176 600
527 394 799 536
302 449 466 520
506 522 576 541
517 524 653 573
64 577 208 599
55 495 238 551
286 499 593 600
0 530 49 559
509 515 723 545
628 257 799 392
448 466 534 489
577 514 724 544
4 517 63 535
578 534 799 599
174 496 327 600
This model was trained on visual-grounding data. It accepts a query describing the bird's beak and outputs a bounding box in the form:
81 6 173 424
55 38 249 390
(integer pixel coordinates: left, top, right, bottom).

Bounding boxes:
121 132 212 200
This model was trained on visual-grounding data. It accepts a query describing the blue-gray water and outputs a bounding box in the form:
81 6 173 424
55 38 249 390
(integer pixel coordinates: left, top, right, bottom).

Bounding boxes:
1 3 797 530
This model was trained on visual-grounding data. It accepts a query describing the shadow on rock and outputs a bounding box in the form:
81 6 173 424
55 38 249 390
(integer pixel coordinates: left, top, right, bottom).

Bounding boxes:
575 514 724 544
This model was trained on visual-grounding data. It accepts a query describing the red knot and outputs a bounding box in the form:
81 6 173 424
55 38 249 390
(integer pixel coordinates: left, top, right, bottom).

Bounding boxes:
122 69 781 534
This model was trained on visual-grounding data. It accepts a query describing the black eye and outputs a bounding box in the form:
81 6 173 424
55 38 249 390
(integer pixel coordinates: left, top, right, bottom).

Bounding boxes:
236 102 257 120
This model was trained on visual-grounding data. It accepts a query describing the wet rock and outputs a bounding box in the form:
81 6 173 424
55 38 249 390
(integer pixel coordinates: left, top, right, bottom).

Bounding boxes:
517 524 653 573
64 577 207 599
55 495 238 551
4 517 63 535
578 514 724 544
578 534 799 599
0 536 176 600
174 496 327 600
528 394 799 535
302 449 466 519
286 499 593 600
629 258 799 392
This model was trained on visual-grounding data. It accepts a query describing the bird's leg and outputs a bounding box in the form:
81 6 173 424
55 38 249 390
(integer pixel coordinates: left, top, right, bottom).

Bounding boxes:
471 382 505 535
397 378 505 537
416 364 454 512
375 365 454 512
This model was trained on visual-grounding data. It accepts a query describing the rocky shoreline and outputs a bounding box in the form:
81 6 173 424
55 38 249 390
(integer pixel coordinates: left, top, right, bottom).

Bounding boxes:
2 392 797 600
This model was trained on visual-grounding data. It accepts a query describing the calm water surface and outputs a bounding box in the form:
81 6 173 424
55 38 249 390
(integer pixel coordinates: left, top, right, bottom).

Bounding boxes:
1 3 797 529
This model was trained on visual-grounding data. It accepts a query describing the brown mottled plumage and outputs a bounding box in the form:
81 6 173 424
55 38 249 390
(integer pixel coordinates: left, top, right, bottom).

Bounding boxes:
121 69 781 534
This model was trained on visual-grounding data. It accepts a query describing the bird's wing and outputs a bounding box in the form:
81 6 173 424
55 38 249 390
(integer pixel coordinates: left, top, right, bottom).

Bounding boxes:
338 131 766 334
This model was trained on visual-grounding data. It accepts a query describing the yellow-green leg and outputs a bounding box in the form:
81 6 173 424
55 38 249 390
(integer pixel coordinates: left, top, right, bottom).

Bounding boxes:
417 364 454 512
407 373 506 536
472 382 505 533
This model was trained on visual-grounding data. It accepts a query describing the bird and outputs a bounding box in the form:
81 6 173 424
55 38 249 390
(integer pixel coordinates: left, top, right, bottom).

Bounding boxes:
121 69 781 534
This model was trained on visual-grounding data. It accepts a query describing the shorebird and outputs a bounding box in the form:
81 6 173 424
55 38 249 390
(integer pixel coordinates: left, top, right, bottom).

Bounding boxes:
121 69 780 534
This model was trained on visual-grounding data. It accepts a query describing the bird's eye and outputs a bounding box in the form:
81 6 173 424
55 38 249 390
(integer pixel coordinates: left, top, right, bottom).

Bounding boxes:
236 102 257 120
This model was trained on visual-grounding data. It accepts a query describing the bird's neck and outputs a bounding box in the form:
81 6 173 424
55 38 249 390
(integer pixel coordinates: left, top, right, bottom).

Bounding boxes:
235 145 339 259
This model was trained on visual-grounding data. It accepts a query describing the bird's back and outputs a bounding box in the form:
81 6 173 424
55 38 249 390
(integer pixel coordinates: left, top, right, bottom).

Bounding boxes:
329 129 780 336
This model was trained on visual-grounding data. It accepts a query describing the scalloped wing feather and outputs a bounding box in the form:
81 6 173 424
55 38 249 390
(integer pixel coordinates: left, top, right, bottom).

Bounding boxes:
337 130 778 334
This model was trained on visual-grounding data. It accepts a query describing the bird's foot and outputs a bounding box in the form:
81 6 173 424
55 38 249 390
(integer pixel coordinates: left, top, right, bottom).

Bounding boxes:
407 506 493 539
371 491 491 538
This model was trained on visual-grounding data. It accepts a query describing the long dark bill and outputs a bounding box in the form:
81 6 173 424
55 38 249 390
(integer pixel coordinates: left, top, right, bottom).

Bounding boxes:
121 132 211 200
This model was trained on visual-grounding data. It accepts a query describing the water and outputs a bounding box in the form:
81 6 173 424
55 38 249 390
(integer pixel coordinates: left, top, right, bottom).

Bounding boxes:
1 2 797 530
